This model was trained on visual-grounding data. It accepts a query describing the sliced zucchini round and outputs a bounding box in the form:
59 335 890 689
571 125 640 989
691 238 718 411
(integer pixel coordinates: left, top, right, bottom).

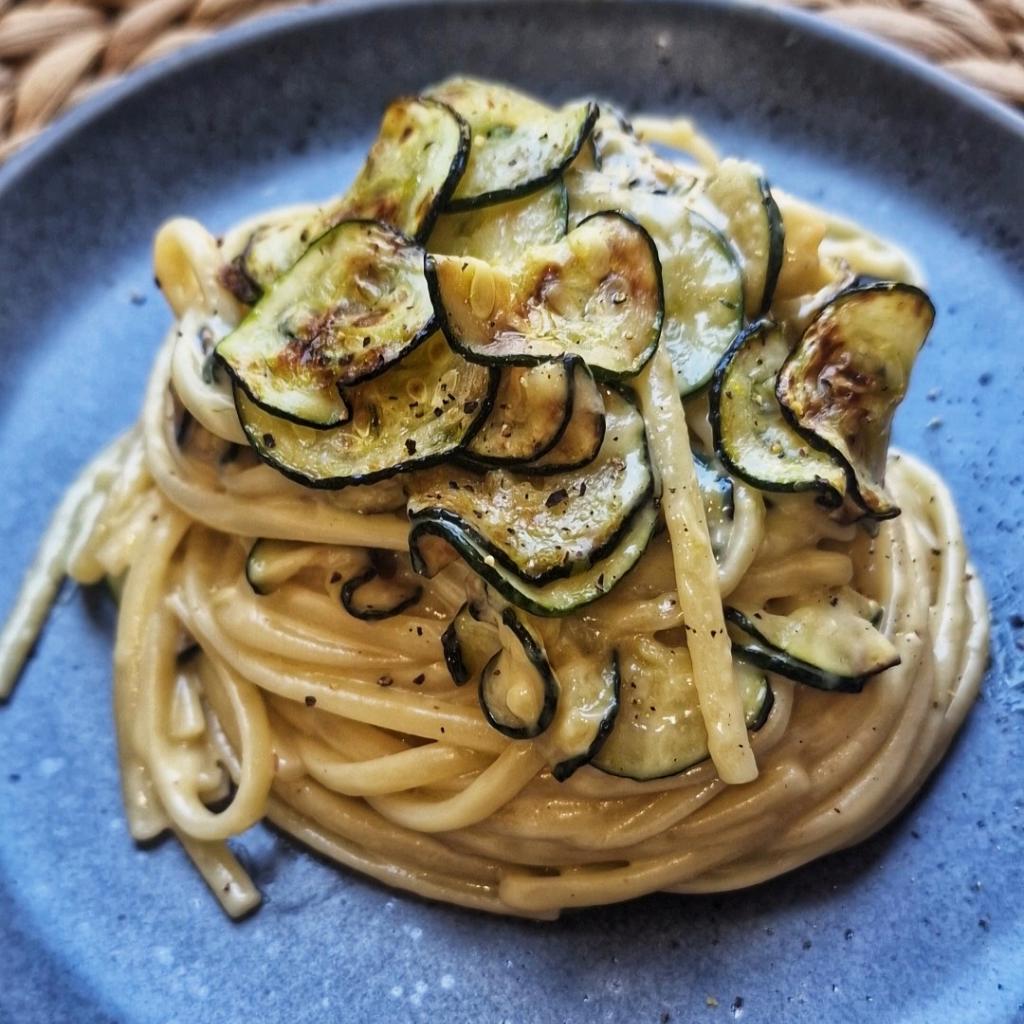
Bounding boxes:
540 652 620 782
427 179 568 265
726 586 900 693
591 106 696 195
777 282 935 520
428 210 664 381
702 159 784 317
426 77 597 210
463 357 579 467
217 221 436 427
710 320 847 504
340 560 423 621
409 499 657 618
516 373 606 475
566 171 742 395
234 334 496 488
479 608 559 739
441 601 501 686
228 97 469 297
245 538 327 595
407 389 652 585
592 636 772 782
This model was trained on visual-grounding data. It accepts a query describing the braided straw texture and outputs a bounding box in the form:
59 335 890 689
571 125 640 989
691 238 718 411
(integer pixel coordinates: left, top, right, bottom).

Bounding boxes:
0 0 1022 161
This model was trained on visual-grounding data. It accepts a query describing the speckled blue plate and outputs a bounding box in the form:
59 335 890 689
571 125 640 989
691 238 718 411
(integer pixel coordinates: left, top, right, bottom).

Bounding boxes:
1 2 1022 1021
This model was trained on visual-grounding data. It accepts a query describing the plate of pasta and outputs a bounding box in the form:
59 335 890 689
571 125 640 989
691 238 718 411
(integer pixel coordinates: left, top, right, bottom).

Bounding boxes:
1 1 1022 1022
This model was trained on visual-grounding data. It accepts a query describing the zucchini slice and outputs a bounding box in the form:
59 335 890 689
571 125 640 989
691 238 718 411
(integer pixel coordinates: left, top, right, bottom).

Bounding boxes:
710 320 847 504
517 375 606 475
340 552 423 621
410 499 658 617
777 282 934 520
217 221 436 426
592 107 696 195
427 179 568 265
407 389 652 585
229 97 469 297
441 601 501 686
426 77 597 210
428 211 664 381
566 172 742 394
463 357 592 468
541 652 620 781
726 586 900 693
702 159 784 317
692 450 734 563
234 334 496 488
479 608 559 739
592 636 772 781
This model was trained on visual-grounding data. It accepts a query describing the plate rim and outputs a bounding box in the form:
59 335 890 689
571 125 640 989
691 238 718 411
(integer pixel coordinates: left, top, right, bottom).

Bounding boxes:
1 0 1024 205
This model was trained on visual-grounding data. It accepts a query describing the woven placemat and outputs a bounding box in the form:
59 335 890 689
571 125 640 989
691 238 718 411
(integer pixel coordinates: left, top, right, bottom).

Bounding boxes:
1 0 1022 161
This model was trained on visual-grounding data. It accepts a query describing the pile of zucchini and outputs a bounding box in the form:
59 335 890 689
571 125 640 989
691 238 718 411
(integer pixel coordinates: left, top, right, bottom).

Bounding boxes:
217 78 932 781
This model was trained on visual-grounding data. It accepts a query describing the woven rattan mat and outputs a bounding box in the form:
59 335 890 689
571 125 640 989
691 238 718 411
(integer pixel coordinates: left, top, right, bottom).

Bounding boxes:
1 0 1022 161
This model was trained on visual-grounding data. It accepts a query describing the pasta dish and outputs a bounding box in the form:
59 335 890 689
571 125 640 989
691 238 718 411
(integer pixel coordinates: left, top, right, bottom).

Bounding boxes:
0 79 989 918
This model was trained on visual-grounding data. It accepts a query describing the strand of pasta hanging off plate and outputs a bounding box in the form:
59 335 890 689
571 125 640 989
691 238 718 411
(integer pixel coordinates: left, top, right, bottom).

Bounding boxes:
0 78 987 918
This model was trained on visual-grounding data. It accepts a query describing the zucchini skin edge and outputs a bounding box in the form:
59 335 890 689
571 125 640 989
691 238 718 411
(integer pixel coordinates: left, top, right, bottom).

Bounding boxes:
445 101 599 213
708 318 845 508
726 607 900 694
478 608 559 740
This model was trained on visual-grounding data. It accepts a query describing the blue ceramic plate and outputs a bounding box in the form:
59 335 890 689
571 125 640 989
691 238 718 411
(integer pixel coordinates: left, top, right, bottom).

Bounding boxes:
1 2 1022 1021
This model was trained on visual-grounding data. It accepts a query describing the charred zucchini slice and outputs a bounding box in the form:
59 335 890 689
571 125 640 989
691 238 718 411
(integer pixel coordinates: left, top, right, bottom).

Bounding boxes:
235 334 496 488
407 389 651 585
710 320 847 504
566 172 742 394
479 608 559 739
726 586 900 693
702 159 784 317
777 282 934 520
428 211 663 381
410 499 657 617
426 77 596 210
229 97 469 296
592 636 772 781
340 551 423 621
428 180 568 265
540 652 620 781
517 375 606 475
442 601 501 686
463 357 597 468
217 221 436 426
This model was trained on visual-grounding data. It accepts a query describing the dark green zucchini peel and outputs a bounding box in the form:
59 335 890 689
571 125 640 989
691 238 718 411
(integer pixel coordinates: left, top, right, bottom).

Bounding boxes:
217 220 436 427
407 389 651 585
702 158 785 316
479 608 559 739
428 211 664 381
234 334 496 487
426 77 596 210
592 637 772 781
710 319 848 505
340 550 423 621
777 282 934 520
541 651 620 781
442 601 501 685
726 586 900 693
225 97 469 299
